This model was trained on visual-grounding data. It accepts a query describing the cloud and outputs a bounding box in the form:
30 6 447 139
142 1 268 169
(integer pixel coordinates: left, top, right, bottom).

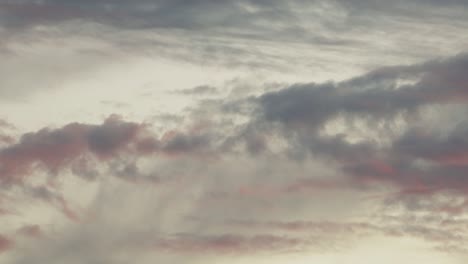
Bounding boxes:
16 225 42 238
393 122 468 166
0 235 13 254
2 0 467 103
160 130 213 157
149 234 306 255
3 1 468 36
257 53 468 128
1 15 468 260
177 85 219 96
1 51 467 246
337 121 468 195
0 113 232 191
0 115 145 182
0 1 299 31
207 53 468 216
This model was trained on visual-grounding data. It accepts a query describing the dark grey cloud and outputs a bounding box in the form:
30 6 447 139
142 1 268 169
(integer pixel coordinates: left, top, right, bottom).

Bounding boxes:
258 53 468 128
338 0 468 15
0 0 300 31
210 53 468 198
161 132 212 155
393 124 468 165
1 0 466 52
2 0 467 31
2 0 467 101
335 119 468 194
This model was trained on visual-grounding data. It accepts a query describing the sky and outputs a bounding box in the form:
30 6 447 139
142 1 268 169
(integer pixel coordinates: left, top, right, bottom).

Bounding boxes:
0 1 468 263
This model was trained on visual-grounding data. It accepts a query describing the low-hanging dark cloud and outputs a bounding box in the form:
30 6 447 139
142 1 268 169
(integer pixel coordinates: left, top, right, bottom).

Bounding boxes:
258 53 468 128
227 53 468 195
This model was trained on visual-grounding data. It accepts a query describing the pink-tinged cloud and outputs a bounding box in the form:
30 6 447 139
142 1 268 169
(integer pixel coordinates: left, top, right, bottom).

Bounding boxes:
151 234 304 255
0 115 220 184
419 65 468 103
345 161 445 196
0 115 146 182
228 219 378 234
17 225 42 238
223 218 468 253
57 196 81 223
393 124 468 164
281 178 351 193
434 154 468 166
0 208 11 216
135 137 160 155
0 135 14 145
0 235 13 254
234 178 350 199
368 160 395 175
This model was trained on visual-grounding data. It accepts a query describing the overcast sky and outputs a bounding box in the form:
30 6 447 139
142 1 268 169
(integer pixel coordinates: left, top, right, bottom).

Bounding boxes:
1 1 468 263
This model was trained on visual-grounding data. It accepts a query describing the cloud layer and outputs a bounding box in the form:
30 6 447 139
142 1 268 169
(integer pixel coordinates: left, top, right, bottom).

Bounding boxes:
1 1 468 264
